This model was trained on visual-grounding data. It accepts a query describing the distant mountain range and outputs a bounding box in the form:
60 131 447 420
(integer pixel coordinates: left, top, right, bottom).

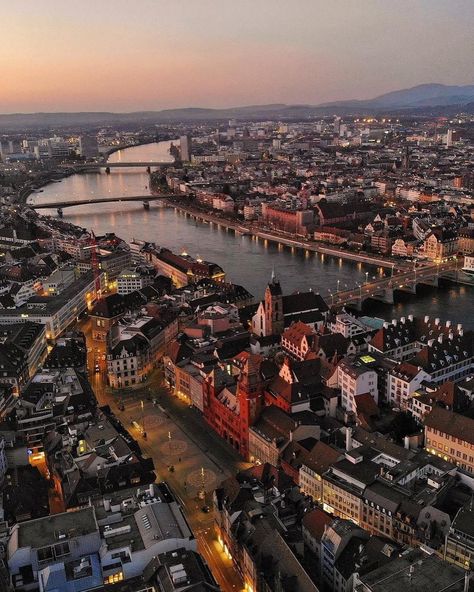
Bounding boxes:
1 83 474 129
319 83 474 110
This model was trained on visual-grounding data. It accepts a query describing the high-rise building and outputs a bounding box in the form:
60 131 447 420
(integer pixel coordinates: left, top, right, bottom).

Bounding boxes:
78 134 99 158
446 128 454 147
180 134 191 161
47 138 71 159
0 140 20 156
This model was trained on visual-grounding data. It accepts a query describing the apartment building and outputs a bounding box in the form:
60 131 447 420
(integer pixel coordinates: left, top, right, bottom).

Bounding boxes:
422 230 458 261
337 355 378 414
116 268 153 295
424 407 474 474
322 447 380 525
0 272 101 339
7 484 196 591
299 441 342 503
330 312 372 339
386 362 430 410
444 504 474 571
0 322 47 394
369 315 473 385
248 405 297 466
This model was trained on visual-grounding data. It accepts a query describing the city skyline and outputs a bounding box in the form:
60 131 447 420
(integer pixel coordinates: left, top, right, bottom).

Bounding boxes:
2 0 473 113
2 3 474 591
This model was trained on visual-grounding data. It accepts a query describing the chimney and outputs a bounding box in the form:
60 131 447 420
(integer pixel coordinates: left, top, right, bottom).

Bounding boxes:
345 427 353 452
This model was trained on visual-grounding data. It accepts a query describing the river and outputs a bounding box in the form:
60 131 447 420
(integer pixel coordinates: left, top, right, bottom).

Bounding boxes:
30 142 474 327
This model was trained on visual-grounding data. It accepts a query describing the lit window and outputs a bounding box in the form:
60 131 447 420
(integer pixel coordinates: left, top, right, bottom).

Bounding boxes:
104 572 124 585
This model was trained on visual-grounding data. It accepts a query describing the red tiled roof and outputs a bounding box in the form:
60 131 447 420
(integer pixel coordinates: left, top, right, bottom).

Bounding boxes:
355 393 380 418
301 441 341 474
302 508 332 541
430 382 456 407
282 321 315 346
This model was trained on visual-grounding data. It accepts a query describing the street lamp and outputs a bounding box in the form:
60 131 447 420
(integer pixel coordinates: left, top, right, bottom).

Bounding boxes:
199 467 206 501
141 400 146 438
365 271 369 284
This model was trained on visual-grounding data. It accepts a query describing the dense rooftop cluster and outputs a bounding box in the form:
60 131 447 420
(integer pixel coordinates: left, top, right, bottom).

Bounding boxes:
0 116 473 591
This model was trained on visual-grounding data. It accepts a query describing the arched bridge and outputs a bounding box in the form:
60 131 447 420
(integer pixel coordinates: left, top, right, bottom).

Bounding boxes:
330 259 461 309
30 194 181 210
62 162 172 171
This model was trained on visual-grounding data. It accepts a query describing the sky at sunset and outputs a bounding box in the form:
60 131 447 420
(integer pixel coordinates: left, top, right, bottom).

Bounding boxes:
1 0 473 113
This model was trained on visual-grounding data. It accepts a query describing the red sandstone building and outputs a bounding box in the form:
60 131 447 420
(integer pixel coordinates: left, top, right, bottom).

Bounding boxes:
202 352 265 459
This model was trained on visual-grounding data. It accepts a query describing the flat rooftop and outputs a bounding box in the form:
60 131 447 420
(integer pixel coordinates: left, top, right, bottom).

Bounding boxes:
357 549 468 592
17 507 97 549
97 501 193 553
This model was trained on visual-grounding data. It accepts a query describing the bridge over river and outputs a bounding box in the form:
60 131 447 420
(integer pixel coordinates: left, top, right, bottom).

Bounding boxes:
61 161 172 171
329 259 468 308
30 194 181 211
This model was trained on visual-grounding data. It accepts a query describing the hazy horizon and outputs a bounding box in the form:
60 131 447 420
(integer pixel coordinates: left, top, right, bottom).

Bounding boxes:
2 0 473 113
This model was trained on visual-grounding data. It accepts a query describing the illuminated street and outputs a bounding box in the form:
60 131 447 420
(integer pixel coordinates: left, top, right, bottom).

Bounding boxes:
81 317 246 591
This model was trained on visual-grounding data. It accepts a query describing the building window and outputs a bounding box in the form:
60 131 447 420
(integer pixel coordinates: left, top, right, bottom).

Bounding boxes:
104 572 124 585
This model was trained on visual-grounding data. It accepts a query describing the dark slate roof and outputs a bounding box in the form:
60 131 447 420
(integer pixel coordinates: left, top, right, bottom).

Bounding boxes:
110 334 149 357
424 407 474 445
283 291 328 315
90 293 126 318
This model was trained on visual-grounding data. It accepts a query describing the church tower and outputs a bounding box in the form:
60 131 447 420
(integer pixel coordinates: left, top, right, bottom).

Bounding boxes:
264 271 284 335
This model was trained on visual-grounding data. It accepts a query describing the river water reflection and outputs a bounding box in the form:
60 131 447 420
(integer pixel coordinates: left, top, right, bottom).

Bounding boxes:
31 142 474 327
